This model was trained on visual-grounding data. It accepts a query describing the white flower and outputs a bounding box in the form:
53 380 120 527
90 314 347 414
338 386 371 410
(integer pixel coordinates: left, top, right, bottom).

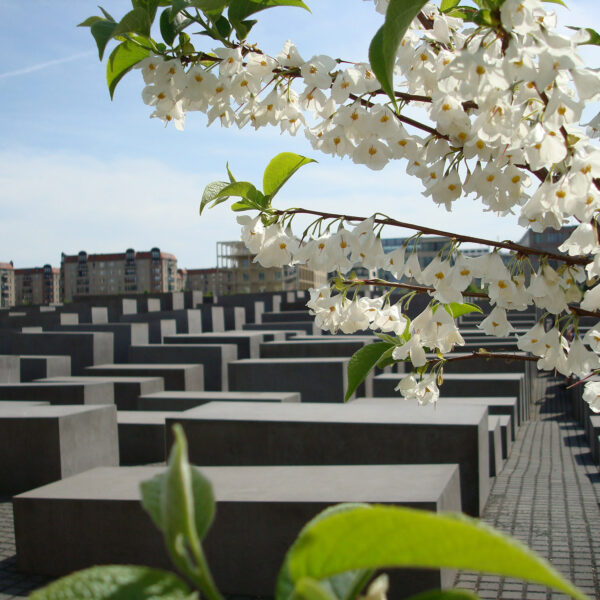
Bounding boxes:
392 333 427 367
567 338 600 378
253 225 295 268
238 215 265 253
584 381 600 412
300 55 337 89
478 306 515 338
558 223 597 256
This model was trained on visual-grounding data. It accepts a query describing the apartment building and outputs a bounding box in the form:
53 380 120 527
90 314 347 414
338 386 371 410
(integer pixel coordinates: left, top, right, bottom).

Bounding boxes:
183 242 327 296
61 247 178 301
0 262 15 308
14 265 60 306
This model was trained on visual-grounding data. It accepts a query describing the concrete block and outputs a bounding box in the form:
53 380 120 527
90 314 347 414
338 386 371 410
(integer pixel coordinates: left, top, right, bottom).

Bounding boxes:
0 355 20 383
262 310 313 323
373 373 526 425
137 390 300 411
122 309 202 335
85 364 204 392
0 401 49 408
589 415 600 463
118 313 177 343
117 411 177 465
0 381 114 405
229 357 369 402
164 332 265 359
260 339 367 359
488 416 504 477
168 401 489 516
50 323 149 363
39 376 164 411
243 321 317 335
129 344 237 391
0 405 118 494
14 464 461 597
6 331 113 375
20 355 72 382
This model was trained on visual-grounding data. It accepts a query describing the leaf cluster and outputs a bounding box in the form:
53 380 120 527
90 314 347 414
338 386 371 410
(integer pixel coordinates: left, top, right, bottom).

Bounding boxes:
80 0 310 98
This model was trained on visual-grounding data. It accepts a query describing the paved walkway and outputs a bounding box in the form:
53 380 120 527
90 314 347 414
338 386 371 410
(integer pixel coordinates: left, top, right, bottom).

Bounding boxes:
1 374 599 599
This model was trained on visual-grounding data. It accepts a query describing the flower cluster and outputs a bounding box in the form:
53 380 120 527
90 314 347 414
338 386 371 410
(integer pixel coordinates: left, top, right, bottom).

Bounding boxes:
135 0 600 410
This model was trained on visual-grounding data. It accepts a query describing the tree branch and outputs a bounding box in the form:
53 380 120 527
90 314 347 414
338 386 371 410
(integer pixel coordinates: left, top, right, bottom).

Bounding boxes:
276 208 591 266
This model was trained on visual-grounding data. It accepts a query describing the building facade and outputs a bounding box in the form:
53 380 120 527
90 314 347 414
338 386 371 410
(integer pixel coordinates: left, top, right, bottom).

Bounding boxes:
61 248 178 301
0 262 15 308
14 265 60 306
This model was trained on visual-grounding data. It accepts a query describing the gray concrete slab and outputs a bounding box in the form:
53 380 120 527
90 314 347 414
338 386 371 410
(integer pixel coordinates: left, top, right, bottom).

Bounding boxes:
373 373 526 425
228 357 367 402
117 411 177 465
19 355 71 382
85 364 203 392
259 338 368 359
137 390 300 411
488 416 504 477
0 405 118 495
14 464 461 597
243 321 317 335
0 381 114 405
3 331 113 375
38 376 164 411
0 356 19 383
164 332 265 359
167 401 489 516
121 309 202 335
129 344 237 391
118 314 176 343
49 323 149 363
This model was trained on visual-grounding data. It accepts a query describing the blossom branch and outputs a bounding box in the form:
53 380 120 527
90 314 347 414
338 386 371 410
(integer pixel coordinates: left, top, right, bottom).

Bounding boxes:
275 208 591 266
342 278 489 299
439 351 539 364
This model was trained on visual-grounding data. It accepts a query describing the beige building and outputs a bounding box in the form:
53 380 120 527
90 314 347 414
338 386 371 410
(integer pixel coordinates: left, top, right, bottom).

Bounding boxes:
0 262 15 308
183 241 327 296
61 248 178 301
14 265 60 306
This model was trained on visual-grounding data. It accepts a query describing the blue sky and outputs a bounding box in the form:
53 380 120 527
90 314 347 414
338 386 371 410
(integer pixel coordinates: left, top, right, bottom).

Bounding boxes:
1 1 599 270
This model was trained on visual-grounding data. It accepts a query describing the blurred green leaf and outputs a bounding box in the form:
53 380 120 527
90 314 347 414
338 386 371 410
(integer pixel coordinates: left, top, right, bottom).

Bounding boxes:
287 505 590 600
277 504 373 600
567 26 600 46
78 16 103 27
406 591 481 600
28 565 192 600
229 0 310 23
440 0 460 12
106 41 149 99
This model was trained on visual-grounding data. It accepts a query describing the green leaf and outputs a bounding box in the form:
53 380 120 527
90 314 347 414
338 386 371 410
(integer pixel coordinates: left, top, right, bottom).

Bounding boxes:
374 332 399 345
112 8 152 38
567 26 600 46
28 565 192 600
78 16 103 27
160 8 178 45
542 0 567 6
291 578 338 600
444 302 483 319
99 6 116 22
226 162 236 183
214 15 233 38
369 0 428 107
262 152 316 200
210 181 266 211
200 181 229 215
440 0 460 12
231 200 257 211
106 41 150 99
376 345 396 369
90 20 118 60
170 0 229 21
229 0 310 23
345 342 392 402
406 591 481 600
277 504 373 600
287 505 590 600
163 425 215 548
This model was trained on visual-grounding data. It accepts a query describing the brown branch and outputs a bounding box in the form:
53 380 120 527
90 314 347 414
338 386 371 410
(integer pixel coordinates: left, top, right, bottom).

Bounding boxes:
440 351 538 364
277 208 591 266
417 11 434 30
569 305 600 319
343 279 489 299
